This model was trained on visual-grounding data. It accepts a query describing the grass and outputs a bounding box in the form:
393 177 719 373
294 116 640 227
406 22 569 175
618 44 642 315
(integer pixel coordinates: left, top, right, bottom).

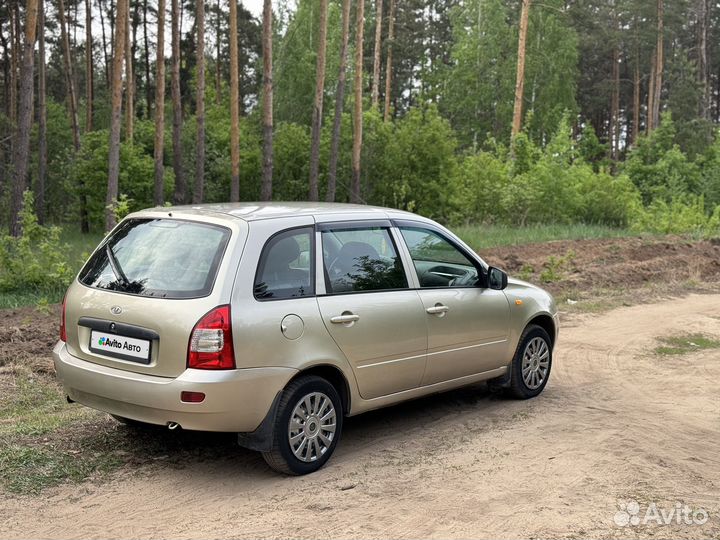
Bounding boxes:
0 364 240 495
455 223 637 250
0 366 119 494
654 333 720 356
0 227 104 310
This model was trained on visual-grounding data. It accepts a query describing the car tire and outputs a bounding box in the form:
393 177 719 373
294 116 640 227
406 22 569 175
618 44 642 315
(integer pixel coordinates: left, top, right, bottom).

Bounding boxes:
262 375 343 475
507 324 553 399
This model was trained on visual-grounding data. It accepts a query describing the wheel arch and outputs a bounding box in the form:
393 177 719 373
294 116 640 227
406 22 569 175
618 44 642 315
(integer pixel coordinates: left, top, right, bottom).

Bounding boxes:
525 313 556 349
289 364 351 415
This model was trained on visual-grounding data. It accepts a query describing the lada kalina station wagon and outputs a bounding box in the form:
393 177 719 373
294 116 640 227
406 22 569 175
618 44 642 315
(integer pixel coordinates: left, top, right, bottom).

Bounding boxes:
54 203 559 474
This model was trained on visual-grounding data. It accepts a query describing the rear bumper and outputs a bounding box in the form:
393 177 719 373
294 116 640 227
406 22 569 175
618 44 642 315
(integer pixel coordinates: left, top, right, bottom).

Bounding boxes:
53 341 297 432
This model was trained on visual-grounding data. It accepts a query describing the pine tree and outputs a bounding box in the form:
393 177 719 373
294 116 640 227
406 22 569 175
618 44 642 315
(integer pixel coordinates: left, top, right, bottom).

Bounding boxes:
308 0 328 201
9 0 39 236
153 0 166 205
107 0 129 231
351 0 365 203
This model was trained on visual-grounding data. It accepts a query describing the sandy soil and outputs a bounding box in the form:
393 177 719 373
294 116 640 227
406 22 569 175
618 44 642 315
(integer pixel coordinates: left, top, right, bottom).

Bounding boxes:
1 293 719 539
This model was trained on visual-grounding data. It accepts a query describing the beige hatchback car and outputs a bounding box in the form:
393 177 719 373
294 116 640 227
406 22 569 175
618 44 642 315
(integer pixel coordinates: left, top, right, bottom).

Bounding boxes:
55 203 558 474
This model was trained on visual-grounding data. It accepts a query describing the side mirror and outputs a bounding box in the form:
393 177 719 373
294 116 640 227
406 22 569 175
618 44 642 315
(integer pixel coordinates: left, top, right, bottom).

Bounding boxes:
487 266 508 290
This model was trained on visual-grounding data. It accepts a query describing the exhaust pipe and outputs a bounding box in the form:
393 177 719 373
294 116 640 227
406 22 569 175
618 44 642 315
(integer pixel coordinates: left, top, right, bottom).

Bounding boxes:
167 421 181 430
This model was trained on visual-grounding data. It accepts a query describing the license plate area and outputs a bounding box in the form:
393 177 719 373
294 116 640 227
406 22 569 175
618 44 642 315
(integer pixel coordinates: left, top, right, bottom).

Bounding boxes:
89 330 152 364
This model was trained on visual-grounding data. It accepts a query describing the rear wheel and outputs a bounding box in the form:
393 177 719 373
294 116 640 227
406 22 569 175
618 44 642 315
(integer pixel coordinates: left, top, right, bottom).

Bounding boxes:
262 375 343 475
507 325 553 399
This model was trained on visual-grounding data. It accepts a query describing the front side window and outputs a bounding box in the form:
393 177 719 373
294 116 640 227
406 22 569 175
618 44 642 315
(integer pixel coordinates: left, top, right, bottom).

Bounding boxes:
322 227 408 294
399 227 480 288
79 219 230 298
254 228 314 300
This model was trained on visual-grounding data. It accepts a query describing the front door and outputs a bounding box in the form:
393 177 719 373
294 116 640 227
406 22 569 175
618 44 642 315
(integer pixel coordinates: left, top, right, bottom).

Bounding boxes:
397 225 511 386
316 224 427 400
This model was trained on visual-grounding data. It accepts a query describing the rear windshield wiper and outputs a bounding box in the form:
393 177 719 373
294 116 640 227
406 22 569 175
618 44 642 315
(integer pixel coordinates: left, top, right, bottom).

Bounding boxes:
105 244 130 289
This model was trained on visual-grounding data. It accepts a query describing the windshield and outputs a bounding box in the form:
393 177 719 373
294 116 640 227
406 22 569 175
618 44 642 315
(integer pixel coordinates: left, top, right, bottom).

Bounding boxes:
79 218 231 298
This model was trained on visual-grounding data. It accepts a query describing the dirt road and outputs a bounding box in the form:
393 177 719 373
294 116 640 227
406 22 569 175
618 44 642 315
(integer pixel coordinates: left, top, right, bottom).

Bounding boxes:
2 294 720 539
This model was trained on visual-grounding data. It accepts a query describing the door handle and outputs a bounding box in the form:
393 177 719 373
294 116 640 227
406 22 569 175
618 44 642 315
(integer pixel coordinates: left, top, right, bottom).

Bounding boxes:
426 304 449 315
330 313 360 324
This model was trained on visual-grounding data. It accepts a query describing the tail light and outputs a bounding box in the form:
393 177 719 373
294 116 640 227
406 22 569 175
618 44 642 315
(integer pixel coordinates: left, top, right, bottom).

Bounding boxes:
60 293 67 342
187 305 235 370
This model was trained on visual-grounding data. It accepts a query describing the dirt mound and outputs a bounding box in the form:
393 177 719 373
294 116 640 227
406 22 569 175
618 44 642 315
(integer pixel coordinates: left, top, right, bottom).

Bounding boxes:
483 236 720 296
0 305 58 374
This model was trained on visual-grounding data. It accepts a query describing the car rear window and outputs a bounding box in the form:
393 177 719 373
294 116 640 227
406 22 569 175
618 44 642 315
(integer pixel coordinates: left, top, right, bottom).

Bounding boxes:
79 218 231 299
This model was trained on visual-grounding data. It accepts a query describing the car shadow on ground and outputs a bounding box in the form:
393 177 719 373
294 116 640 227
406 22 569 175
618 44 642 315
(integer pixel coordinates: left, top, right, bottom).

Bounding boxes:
104 382 511 480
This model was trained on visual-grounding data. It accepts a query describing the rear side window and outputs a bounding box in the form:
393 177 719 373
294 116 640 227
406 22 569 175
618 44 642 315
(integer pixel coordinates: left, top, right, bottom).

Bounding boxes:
321 227 408 294
254 228 314 300
79 219 230 299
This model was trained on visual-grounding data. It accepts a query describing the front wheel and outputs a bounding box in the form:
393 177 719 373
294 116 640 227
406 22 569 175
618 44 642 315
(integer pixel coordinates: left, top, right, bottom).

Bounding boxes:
262 375 343 475
507 325 553 399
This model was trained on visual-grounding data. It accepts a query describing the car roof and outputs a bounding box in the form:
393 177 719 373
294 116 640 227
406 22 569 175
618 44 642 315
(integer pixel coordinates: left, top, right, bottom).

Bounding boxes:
130 202 428 224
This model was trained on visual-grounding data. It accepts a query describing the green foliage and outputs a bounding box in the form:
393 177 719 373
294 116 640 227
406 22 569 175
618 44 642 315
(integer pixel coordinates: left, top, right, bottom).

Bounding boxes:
577 123 609 171
442 0 578 147
0 192 73 293
625 114 703 204
631 196 720 236
374 106 460 222
540 250 576 284
273 123 312 200
68 130 156 229
453 117 641 227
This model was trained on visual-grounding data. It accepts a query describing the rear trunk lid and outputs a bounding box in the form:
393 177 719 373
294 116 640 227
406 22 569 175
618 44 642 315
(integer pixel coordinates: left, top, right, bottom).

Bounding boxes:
63 212 247 378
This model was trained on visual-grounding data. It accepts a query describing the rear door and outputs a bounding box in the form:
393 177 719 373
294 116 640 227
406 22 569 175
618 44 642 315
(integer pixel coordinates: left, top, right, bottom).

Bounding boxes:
396 224 511 386
316 222 427 400
63 215 245 378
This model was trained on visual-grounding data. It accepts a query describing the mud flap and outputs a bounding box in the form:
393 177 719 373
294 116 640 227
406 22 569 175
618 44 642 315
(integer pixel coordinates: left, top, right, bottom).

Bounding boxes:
487 364 512 391
236 391 282 452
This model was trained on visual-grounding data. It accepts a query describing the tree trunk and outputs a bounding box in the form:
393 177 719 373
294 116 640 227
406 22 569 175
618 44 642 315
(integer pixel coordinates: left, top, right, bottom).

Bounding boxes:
85 0 93 132
649 0 663 131
610 45 620 160
326 0 351 203
229 0 240 202
9 0 39 237
37 0 47 223
106 0 128 231
193 0 205 203
383 0 395 122
260 0 273 201
153 0 166 205
110 0 115 65
632 63 640 146
696 0 709 120
9 5 18 132
370 0 382 109
511 0 531 138
98 0 110 87
59 0 89 232
350 0 365 204
215 0 221 105
143 0 152 117
125 0 134 142
58 0 81 151
647 49 656 133
308 0 328 201
171 0 185 204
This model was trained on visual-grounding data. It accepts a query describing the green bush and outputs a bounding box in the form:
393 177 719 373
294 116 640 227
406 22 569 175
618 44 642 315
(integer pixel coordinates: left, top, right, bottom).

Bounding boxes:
0 192 73 293
631 195 720 236
69 130 157 229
